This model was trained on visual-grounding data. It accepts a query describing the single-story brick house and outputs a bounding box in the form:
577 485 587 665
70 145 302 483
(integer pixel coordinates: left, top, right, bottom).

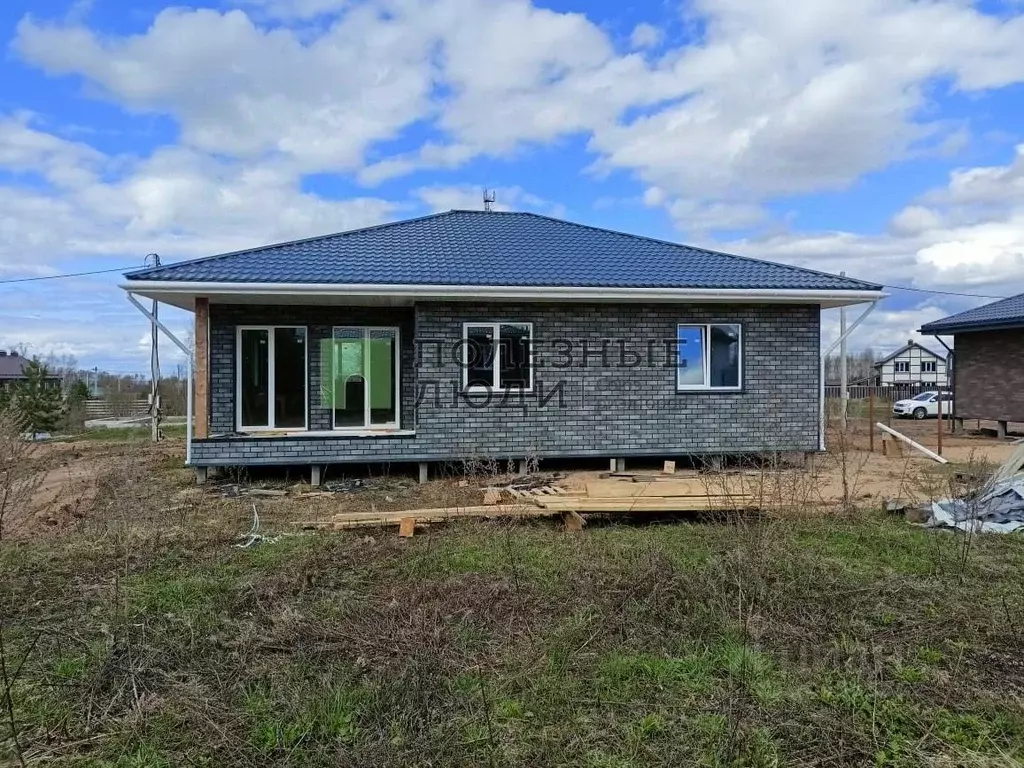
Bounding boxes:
920 292 1024 438
120 210 884 482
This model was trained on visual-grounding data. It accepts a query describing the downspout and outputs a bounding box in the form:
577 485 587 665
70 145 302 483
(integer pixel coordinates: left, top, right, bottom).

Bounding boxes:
931 334 954 421
126 293 194 465
820 301 878 451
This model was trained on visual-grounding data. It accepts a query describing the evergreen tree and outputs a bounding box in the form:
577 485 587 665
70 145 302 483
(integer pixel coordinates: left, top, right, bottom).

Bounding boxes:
12 359 63 435
67 379 90 407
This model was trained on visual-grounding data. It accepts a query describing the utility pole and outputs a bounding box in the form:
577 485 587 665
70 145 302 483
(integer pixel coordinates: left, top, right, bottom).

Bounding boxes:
145 253 162 441
839 271 848 431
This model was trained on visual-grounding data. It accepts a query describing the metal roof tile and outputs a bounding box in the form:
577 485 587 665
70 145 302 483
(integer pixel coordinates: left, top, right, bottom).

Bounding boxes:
920 292 1024 334
124 210 881 292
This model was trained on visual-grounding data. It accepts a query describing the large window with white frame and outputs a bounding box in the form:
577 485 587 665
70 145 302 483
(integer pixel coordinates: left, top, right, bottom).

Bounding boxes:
677 324 742 391
463 322 533 392
331 327 399 429
237 326 308 430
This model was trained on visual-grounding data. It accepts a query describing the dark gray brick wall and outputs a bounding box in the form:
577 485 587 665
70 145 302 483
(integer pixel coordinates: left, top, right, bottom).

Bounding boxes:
194 301 820 466
954 329 1024 422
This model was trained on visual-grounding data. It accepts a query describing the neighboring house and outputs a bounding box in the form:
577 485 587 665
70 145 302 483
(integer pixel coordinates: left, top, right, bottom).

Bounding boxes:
0 350 61 390
920 293 1024 437
120 210 884 482
872 340 949 387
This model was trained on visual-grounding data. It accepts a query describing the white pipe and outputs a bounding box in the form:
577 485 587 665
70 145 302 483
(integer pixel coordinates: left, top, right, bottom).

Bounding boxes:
126 293 194 465
820 301 878 451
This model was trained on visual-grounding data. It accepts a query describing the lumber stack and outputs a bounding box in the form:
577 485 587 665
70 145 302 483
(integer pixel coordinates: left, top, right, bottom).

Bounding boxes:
293 469 763 534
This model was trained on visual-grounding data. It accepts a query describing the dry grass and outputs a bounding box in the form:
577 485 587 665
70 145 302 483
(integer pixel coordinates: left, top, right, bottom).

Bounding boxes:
1 428 1023 766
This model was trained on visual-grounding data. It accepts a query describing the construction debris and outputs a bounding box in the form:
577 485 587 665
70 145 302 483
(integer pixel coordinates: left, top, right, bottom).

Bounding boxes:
919 443 1024 533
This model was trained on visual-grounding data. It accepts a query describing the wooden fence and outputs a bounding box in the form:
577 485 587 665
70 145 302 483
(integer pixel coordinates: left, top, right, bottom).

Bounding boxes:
84 398 149 419
824 384 935 402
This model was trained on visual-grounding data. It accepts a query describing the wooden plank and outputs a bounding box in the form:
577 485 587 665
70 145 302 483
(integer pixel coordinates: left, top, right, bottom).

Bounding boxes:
875 423 948 464
533 496 757 513
324 503 550 523
663 460 676 474
585 480 745 499
482 489 504 505
295 503 560 530
398 517 416 537
194 297 210 439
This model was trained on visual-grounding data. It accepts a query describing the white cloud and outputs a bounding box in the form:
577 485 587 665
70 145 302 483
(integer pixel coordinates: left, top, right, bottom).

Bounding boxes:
629 22 662 50
0 114 398 272
15 6 437 172
14 0 1024 212
413 184 563 215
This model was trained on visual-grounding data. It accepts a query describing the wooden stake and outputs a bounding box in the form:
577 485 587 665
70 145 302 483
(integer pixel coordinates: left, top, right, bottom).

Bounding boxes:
561 510 585 532
868 390 875 453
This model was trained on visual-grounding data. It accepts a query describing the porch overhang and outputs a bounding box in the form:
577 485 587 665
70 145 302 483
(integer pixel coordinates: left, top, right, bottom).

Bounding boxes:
119 280 887 311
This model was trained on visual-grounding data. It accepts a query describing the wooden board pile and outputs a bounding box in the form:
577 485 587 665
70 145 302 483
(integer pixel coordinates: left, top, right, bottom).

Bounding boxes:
294 468 759 535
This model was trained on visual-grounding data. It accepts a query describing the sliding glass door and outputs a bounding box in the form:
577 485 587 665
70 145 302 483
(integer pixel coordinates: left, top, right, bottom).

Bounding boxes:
237 326 307 430
331 327 398 429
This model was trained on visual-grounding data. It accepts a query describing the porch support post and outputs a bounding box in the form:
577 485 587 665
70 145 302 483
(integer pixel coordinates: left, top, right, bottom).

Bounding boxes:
195 297 210 439
614 458 626 472
195 466 208 485
998 420 1008 439
517 459 528 476
418 462 428 484
311 465 324 487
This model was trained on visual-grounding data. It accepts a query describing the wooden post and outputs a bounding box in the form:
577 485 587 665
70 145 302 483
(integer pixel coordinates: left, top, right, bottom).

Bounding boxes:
936 392 942 456
194 297 210 439
868 390 875 453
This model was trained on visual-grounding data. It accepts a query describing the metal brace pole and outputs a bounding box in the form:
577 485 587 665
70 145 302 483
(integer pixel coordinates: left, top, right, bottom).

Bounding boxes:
126 292 193 465
820 301 878 451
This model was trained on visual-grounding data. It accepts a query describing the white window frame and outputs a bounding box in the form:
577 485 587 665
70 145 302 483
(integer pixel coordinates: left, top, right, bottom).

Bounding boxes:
330 326 401 431
462 322 534 393
921 360 937 373
236 325 309 431
894 360 910 373
676 323 743 392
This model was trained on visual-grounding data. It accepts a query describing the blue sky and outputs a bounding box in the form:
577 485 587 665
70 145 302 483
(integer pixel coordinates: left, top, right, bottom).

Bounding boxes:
2 0 1024 372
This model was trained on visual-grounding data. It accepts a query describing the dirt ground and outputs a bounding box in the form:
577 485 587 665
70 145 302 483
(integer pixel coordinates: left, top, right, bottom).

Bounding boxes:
10 416 1020 539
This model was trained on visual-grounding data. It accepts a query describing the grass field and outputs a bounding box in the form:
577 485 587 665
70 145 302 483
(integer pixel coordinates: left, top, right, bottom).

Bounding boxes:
3 505 1024 766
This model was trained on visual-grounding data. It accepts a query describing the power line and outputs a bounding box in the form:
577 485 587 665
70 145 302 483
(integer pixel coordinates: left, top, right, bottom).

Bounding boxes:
883 284 1010 300
0 266 136 284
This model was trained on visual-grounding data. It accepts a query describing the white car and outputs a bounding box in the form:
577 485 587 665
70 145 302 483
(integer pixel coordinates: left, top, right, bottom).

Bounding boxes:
892 391 953 420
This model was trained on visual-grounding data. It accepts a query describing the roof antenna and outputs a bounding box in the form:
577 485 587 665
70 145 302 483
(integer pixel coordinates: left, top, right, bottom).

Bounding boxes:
483 188 496 212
